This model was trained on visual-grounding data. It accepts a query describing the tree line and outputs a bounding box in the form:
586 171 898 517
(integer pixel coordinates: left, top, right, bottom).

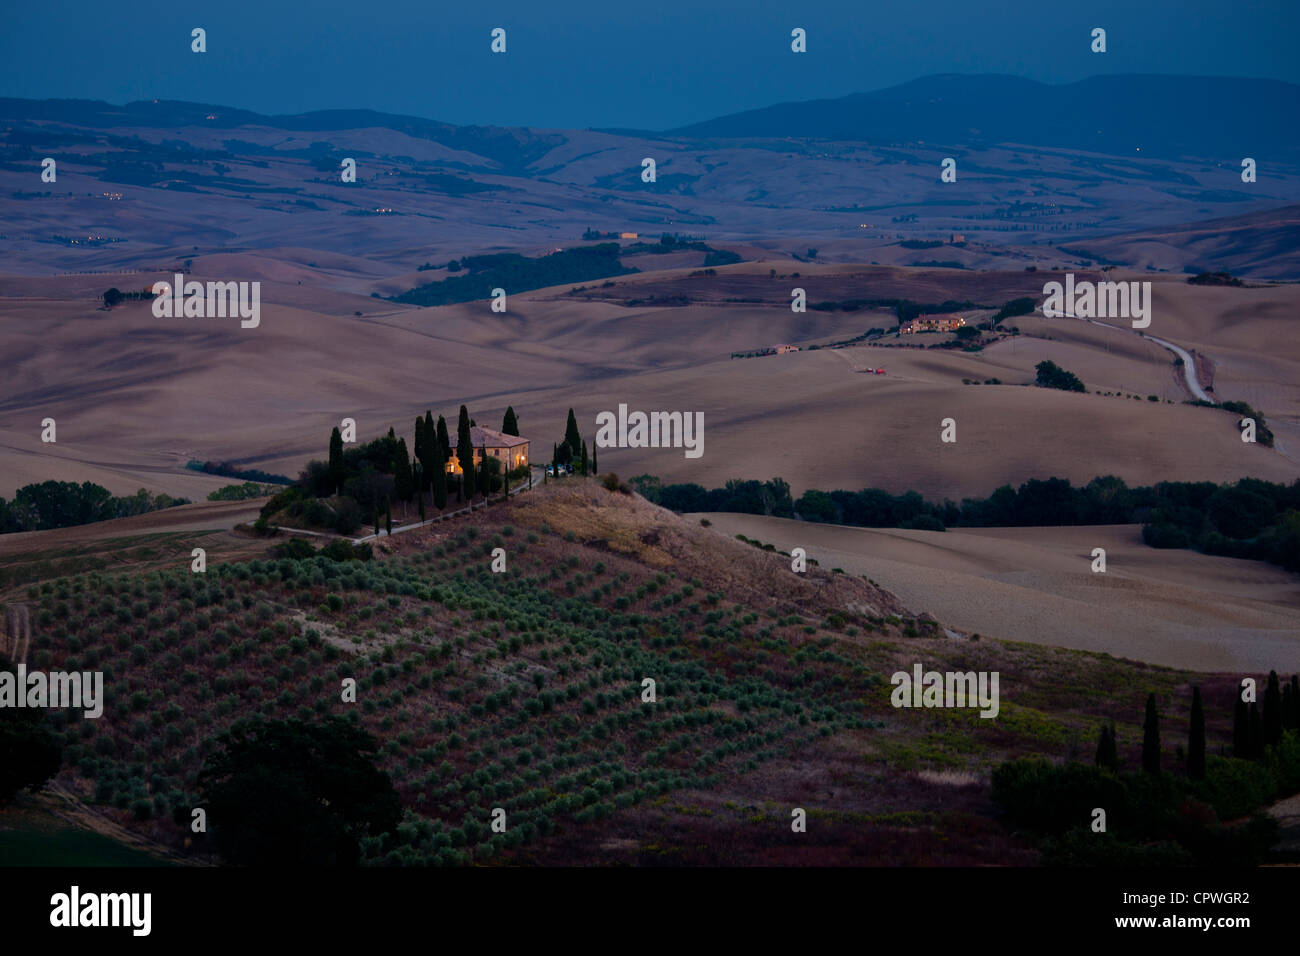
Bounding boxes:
0 481 190 535
629 473 1300 573
392 244 638 307
992 672 1300 864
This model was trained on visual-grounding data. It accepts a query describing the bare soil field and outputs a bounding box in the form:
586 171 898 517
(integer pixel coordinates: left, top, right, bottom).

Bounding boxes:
3 263 1296 503
696 513 1300 673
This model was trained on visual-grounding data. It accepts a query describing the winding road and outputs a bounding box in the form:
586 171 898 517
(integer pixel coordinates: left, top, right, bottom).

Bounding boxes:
1088 319 1213 403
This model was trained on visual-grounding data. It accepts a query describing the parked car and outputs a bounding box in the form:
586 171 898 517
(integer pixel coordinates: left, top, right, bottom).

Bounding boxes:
545 464 556 477
565 463 574 475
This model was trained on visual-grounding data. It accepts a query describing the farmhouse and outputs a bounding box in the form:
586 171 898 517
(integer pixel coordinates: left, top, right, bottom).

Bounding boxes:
448 426 530 473
773 344 800 354
901 314 966 334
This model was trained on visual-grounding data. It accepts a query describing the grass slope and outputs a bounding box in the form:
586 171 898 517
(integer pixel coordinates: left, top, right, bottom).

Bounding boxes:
7 483 1251 865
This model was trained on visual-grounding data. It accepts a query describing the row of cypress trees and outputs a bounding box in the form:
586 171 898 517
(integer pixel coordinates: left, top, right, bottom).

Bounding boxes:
1096 672 1300 779
1232 671 1299 759
328 404 527 531
550 408 595 476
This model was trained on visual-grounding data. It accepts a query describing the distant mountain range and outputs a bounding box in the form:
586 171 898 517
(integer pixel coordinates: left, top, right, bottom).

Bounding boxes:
3 75 1299 277
6 74 1299 164
667 74 1300 163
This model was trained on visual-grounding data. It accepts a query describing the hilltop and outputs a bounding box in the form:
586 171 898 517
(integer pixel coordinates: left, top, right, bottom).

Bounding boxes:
670 74 1300 164
2 481 1285 866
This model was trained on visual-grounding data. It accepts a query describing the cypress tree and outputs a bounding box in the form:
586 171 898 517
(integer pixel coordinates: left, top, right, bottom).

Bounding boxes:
385 496 392 535
1291 675 1300 730
373 508 380 537
581 440 589 476
1233 697 1250 758
564 408 581 460
328 426 344 495
418 486 426 521
436 415 451 462
1264 670 1283 747
502 406 519 437
417 418 433 492
457 406 475 498
1248 702 1262 759
432 441 448 510
394 439 414 503
1188 687 1206 780
1141 693 1160 775
552 443 558 468
592 445 597 474
1095 721 1117 771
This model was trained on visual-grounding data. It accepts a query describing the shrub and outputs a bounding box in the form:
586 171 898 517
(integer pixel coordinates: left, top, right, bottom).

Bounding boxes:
1035 360 1085 393
270 538 316 560
991 758 1127 835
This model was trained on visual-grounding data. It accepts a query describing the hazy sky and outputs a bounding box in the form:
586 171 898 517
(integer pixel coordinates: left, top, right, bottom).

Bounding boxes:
3 0 1296 130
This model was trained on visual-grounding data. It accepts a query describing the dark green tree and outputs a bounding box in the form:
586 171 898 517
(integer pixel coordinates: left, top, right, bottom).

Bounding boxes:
502 406 519 436
393 439 414 503
1141 693 1160 775
373 508 380 537
457 406 475 498
581 440 589 476
1233 696 1250 758
1248 702 1262 759
436 415 451 461
328 426 344 495
1094 721 1118 771
1188 686 1206 780
432 441 448 510
422 411 436 489
196 716 401 866
1284 682 1296 733
413 417 427 489
592 445 597 474
564 408 582 460
384 496 392 535
1264 670 1283 748
480 454 502 496
0 655 62 804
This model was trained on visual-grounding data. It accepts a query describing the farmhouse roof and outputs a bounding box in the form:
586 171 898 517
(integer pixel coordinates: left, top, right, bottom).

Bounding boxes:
458 426 529 449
